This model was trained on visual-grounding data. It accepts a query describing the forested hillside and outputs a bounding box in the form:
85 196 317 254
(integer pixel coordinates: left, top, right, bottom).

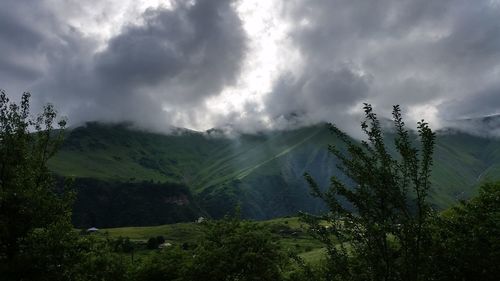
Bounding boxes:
48 121 500 227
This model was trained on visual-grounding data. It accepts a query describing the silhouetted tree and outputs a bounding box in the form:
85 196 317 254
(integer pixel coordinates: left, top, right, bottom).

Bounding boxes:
0 91 77 280
429 182 500 281
303 104 436 281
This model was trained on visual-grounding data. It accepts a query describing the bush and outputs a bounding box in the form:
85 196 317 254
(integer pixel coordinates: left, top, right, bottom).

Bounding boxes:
72 236 132 281
0 91 77 281
188 215 291 281
146 237 160 250
429 182 500 281
132 246 189 281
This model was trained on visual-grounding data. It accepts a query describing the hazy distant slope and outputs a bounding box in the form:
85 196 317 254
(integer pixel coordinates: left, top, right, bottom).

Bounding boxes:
49 121 500 226
431 130 500 205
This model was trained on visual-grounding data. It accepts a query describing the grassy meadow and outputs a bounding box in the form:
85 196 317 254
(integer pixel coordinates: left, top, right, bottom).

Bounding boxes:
98 216 326 264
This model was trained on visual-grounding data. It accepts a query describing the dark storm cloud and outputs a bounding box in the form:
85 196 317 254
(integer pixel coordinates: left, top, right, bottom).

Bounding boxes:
0 0 246 131
0 0 52 92
95 0 246 105
266 66 371 131
57 0 245 130
439 84 500 120
1 0 500 134
264 0 500 133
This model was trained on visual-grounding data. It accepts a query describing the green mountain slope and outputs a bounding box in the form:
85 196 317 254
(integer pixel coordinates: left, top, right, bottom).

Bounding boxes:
49 122 223 182
48 122 500 227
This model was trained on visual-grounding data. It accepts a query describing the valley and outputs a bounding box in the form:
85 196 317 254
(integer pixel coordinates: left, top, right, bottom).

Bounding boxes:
100 216 325 264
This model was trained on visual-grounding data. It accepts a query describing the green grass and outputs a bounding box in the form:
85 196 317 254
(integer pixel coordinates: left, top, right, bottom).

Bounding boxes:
49 150 169 181
49 123 332 193
103 222 203 243
100 216 326 264
299 247 327 264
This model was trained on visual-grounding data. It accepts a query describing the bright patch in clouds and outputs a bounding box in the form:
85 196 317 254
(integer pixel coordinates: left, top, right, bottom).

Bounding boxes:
408 103 442 129
49 0 172 50
205 0 292 126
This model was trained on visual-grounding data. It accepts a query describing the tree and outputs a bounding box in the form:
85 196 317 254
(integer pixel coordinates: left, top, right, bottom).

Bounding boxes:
429 182 500 281
303 104 436 281
72 235 132 281
113 236 135 262
132 245 189 281
0 90 76 280
147 237 161 250
188 214 291 281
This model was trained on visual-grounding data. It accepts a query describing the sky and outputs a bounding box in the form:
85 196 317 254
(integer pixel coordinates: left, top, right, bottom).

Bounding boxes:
1 0 500 135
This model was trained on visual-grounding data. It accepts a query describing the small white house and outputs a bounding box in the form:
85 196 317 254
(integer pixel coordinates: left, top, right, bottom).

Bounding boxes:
86 227 99 233
159 242 172 249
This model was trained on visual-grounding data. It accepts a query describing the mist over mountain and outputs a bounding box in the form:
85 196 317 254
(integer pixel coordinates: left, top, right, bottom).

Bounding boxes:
441 114 500 138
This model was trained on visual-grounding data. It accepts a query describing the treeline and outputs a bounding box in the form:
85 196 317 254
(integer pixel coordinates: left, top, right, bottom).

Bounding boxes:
67 178 202 228
1 92 499 281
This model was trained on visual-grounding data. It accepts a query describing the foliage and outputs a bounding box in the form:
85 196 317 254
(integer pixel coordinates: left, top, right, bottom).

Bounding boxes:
113 236 135 256
429 182 500 281
146 236 165 250
69 177 201 228
132 246 190 281
188 214 291 281
303 104 436 281
20 220 82 281
128 214 298 281
72 235 132 281
0 91 77 280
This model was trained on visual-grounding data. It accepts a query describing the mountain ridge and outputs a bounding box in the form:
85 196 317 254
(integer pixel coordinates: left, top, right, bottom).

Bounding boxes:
48 121 500 227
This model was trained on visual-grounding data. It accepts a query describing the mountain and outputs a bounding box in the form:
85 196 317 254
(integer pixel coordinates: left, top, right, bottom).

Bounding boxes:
48 121 500 227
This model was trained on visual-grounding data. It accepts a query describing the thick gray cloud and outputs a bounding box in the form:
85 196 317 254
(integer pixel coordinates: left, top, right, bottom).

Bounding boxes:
95 0 245 105
0 0 246 131
439 83 500 120
263 0 500 133
263 66 371 134
1 0 499 135
0 0 55 95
